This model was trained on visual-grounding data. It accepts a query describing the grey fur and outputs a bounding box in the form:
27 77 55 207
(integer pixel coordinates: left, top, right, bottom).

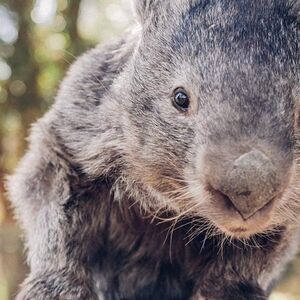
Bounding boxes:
7 1 300 299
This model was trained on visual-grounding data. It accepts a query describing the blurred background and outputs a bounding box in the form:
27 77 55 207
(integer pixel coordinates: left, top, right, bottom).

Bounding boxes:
0 0 299 299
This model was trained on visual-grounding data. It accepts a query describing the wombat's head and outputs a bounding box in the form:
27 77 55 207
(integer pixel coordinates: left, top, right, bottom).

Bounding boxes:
124 0 300 238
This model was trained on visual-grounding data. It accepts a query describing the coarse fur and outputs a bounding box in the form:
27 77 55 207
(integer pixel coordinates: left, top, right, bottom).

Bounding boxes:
7 0 300 299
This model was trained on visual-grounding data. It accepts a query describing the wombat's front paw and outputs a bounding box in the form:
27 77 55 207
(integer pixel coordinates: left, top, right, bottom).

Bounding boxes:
16 275 98 300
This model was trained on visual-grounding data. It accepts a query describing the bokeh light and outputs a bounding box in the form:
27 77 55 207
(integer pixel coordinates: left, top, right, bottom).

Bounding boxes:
31 0 57 25
0 5 18 45
0 60 12 81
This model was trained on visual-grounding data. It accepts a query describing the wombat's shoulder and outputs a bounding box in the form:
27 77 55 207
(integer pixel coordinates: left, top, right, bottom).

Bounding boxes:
38 34 137 158
55 34 136 109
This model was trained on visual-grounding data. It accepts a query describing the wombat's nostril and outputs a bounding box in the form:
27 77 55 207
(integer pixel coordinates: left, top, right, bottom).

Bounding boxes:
216 149 281 220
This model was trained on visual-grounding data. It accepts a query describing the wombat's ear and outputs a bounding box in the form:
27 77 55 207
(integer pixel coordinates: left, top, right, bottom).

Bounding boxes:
134 0 161 24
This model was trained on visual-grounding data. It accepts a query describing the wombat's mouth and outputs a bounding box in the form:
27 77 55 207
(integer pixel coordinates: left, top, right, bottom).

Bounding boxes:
206 186 277 238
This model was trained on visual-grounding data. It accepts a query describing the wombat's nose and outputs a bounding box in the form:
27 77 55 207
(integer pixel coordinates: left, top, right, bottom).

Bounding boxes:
217 150 280 220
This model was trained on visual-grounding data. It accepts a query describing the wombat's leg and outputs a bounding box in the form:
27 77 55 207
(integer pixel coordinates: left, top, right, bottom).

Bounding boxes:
7 124 103 300
15 269 98 300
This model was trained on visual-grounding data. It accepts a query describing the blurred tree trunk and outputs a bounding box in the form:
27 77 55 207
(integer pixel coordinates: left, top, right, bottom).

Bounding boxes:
5 0 42 120
64 0 87 56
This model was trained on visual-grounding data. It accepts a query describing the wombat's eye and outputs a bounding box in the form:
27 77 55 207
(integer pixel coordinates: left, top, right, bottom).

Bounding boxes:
172 88 190 112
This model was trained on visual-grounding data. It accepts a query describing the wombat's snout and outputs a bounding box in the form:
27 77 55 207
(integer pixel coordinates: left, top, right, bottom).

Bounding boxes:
213 150 281 220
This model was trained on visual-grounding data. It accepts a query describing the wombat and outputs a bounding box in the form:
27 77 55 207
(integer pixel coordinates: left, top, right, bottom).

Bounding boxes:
7 0 300 299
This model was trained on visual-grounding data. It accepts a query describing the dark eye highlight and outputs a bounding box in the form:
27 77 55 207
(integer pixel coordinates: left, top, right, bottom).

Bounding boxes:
172 88 190 112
